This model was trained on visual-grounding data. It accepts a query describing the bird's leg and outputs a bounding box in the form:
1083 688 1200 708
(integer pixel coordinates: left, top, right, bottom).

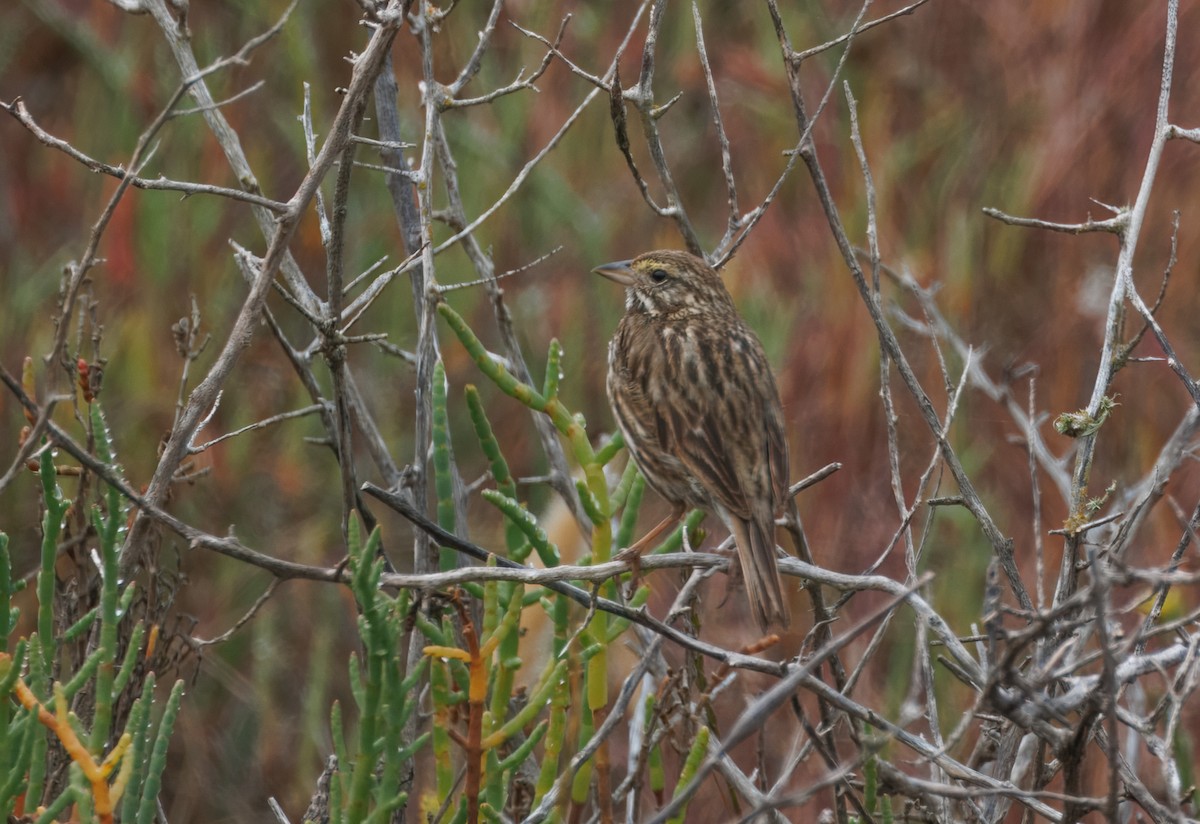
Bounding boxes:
615 503 686 566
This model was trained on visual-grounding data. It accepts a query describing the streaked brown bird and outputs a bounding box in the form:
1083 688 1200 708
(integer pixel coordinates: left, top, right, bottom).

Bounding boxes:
594 250 792 630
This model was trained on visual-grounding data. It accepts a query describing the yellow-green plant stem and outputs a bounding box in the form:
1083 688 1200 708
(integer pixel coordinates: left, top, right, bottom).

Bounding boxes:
532 592 570 813
36 450 65 676
645 694 665 800
570 703 595 807
134 679 185 824
481 491 560 567
442 302 632 802
88 403 124 753
666 726 709 824
610 463 643 526
118 673 155 824
433 360 458 572
464 386 520 528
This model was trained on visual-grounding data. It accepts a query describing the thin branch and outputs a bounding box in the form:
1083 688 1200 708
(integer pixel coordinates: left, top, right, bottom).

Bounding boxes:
716 0 880 267
432 3 652 258
769 0 1030 611
1 101 288 211
192 579 283 647
878 258 1072 503
624 0 705 253
189 404 326 454
1049 0 1185 613
692 1 740 251
981 207 1126 235
647 583 924 824
791 0 934 62
435 246 563 293
364 482 789 675
1167 124 1200 143
446 13 566 107
171 79 266 117
121 0 405 577
142 0 320 315
0 392 64 496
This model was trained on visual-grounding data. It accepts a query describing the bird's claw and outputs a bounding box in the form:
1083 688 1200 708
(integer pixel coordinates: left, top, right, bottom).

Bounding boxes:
615 545 644 594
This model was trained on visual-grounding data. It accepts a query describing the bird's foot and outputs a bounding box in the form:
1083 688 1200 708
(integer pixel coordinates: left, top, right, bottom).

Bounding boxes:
615 544 645 594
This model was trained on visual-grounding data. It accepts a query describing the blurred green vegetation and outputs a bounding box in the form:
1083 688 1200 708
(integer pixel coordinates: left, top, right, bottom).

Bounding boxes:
2 1 1200 820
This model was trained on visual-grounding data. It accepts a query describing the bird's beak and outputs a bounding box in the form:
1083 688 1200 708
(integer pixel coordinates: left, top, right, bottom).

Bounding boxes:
591 259 636 287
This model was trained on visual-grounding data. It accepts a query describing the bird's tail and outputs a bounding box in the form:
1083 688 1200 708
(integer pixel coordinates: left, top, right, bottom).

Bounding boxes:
731 511 791 632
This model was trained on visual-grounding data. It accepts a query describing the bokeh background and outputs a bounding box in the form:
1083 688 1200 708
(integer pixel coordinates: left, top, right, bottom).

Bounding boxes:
3 1 1200 820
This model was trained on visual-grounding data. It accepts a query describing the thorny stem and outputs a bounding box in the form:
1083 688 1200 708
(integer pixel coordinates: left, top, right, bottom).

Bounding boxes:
118 0 403 578
767 0 1031 613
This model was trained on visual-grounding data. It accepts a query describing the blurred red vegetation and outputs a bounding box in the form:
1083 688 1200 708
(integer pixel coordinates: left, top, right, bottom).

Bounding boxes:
3 1 1200 819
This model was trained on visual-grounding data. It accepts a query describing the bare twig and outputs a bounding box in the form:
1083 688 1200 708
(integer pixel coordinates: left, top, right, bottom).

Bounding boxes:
188 404 326 453
981 207 1126 235
715 0 884 268
791 0 933 62
192 579 282 647
1 101 287 211
692 1 740 252
769 0 1030 612
121 0 405 578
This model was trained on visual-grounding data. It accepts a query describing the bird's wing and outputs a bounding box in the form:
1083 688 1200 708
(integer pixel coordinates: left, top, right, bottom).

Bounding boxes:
661 327 789 520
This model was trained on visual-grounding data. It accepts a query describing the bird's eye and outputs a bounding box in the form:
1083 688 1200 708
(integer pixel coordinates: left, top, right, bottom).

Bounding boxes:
649 268 669 284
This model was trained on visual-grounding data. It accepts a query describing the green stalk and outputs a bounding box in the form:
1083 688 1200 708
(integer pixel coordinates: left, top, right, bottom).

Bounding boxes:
439 304 549 411
593 431 626 466
364 791 409 824
432 360 458 572
119 673 155 824
481 491 560 567
329 700 348 823
430 657 455 800
346 641 383 819
604 586 651 641
864 749 878 814
89 411 123 753
496 719 547 771
0 705 37 814
542 339 562 400
653 509 708 555
666 726 709 824
443 301 630 802
609 462 642 521
58 647 103 699
36 450 66 674
575 480 605 526
346 526 390 822
483 712 502 814
580 463 612 715
0 534 12 790
34 785 77 824
0 533 12 651
113 621 147 694
570 703 595 806
484 660 567 748
374 593 410 814
487 583 524 729
643 694 664 800
61 608 99 641
465 385 522 554
533 593 570 808
24 635 47 807
134 680 185 824
614 471 646 549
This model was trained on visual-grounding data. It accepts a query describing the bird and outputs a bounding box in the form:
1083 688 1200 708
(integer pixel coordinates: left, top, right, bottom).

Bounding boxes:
593 249 793 631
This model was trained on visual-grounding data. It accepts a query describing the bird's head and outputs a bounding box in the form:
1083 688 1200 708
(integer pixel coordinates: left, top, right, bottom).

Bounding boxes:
592 250 735 319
